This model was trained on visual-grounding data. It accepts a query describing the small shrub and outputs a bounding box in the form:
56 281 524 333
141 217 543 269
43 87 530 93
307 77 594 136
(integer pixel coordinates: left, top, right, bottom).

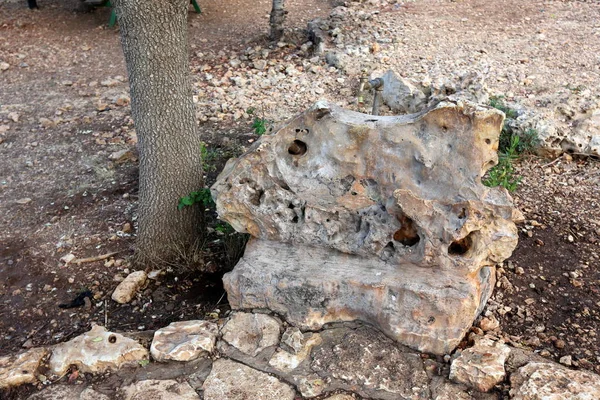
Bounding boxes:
483 135 522 192
252 117 268 136
178 188 214 210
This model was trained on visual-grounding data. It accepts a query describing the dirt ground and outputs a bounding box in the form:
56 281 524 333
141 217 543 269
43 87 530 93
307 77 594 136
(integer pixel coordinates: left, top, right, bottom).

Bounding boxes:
1 0 600 393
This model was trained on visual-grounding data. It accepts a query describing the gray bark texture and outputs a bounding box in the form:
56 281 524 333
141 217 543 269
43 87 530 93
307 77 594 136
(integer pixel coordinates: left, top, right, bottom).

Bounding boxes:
113 0 203 264
269 0 286 41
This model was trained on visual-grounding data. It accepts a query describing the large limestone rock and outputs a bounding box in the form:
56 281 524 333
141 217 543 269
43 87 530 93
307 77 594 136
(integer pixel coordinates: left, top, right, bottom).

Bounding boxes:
510 362 600 399
213 100 520 354
49 325 149 375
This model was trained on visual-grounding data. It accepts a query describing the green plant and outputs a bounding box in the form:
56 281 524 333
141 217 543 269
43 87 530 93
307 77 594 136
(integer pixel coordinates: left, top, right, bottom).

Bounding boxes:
178 188 215 210
200 142 219 173
483 135 522 192
489 96 518 119
252 117 268 136
215 222 234 234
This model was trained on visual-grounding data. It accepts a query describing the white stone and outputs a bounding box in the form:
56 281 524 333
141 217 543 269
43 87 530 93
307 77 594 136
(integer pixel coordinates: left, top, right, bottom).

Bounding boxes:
221 312 281 356
0 347 47 389
49 325 148 375
122 379 200 400
449 338 511 392
111 270 147 304
150 320 218 362
510 362 600 400
203 359 295 400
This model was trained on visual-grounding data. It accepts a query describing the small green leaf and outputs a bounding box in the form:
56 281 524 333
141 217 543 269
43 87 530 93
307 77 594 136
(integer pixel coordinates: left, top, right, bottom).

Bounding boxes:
138 359 150 367
92 337 103 342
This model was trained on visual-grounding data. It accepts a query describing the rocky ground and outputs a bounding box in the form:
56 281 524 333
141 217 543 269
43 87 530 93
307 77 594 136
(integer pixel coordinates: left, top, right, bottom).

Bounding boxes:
1 0 600 398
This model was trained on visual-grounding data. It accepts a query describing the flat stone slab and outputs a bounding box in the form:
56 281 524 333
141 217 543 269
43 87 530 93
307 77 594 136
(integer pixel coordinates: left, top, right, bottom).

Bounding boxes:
224 239 494 355
0 347 47 389
510 362 600 399
220 312 281 356
27 386 110 400
150 320 217 362
121 379 200 400
49 325 149 375
203 358 296 400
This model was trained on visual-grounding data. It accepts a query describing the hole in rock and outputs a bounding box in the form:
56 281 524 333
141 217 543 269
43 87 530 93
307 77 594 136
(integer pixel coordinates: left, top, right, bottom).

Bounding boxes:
448 232 475 255
441 125 448 131
108 334 117 344
393 214 420 247
288 140 307 156
292 215 299 223
315 108 329 120
485 138 491 145
249 189 264 206
458 208 467 219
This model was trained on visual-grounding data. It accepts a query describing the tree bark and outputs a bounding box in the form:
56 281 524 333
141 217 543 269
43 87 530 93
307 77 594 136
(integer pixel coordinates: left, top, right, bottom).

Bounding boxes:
269 0 286 41
113 0 203 264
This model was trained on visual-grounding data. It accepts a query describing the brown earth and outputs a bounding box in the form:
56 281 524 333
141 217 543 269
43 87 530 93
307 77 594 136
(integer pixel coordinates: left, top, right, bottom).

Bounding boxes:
0 0 600 398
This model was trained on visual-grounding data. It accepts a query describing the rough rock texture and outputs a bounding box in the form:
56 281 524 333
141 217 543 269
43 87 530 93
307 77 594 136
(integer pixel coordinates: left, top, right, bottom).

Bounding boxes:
112 270 147 304
269 332 322 373
220 312 281 356
450 338 511 392
0 347 47 389
214 100 520 355
49 325 149 375
121 379 200 400
27 386 110 400
202 359 296 400
150 320 217 362
510 362 600 400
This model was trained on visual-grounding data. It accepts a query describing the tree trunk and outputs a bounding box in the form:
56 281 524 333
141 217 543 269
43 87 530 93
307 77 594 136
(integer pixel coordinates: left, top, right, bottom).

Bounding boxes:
113 0 203 265
269 0 286 41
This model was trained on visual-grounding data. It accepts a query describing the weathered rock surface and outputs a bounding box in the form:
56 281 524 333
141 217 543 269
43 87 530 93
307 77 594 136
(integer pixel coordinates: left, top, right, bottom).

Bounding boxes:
121 379 200 400
0 347 47 389
150 320 217 362
214 101 520 354
450 338 510 392
510 362 600 399
112 270 147 304
269 332 322 373
27 386 111 400
202 358 296 400
49 325 149 375
220 312 281 356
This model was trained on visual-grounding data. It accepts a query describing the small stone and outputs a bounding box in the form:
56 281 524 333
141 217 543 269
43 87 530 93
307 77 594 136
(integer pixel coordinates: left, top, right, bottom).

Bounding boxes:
150 320 218 362
450 337 511 392
15 197 32 205
0 347 47 389
253 60 268 70
0 62 9 71
479 316 500 332
122 379 200 400
516 266 525 275
49 325 148 375
8 112 19 122
109 149 134 162
554 339 566 349
60 253 76 264
559 355 572 366
203 359 295 400
62 80 73 86
221 312 280 356
122 222 132 233
280 327 304 354
111 271 147 304
101 78 119 87
567 235 574 243
39 118 55 128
